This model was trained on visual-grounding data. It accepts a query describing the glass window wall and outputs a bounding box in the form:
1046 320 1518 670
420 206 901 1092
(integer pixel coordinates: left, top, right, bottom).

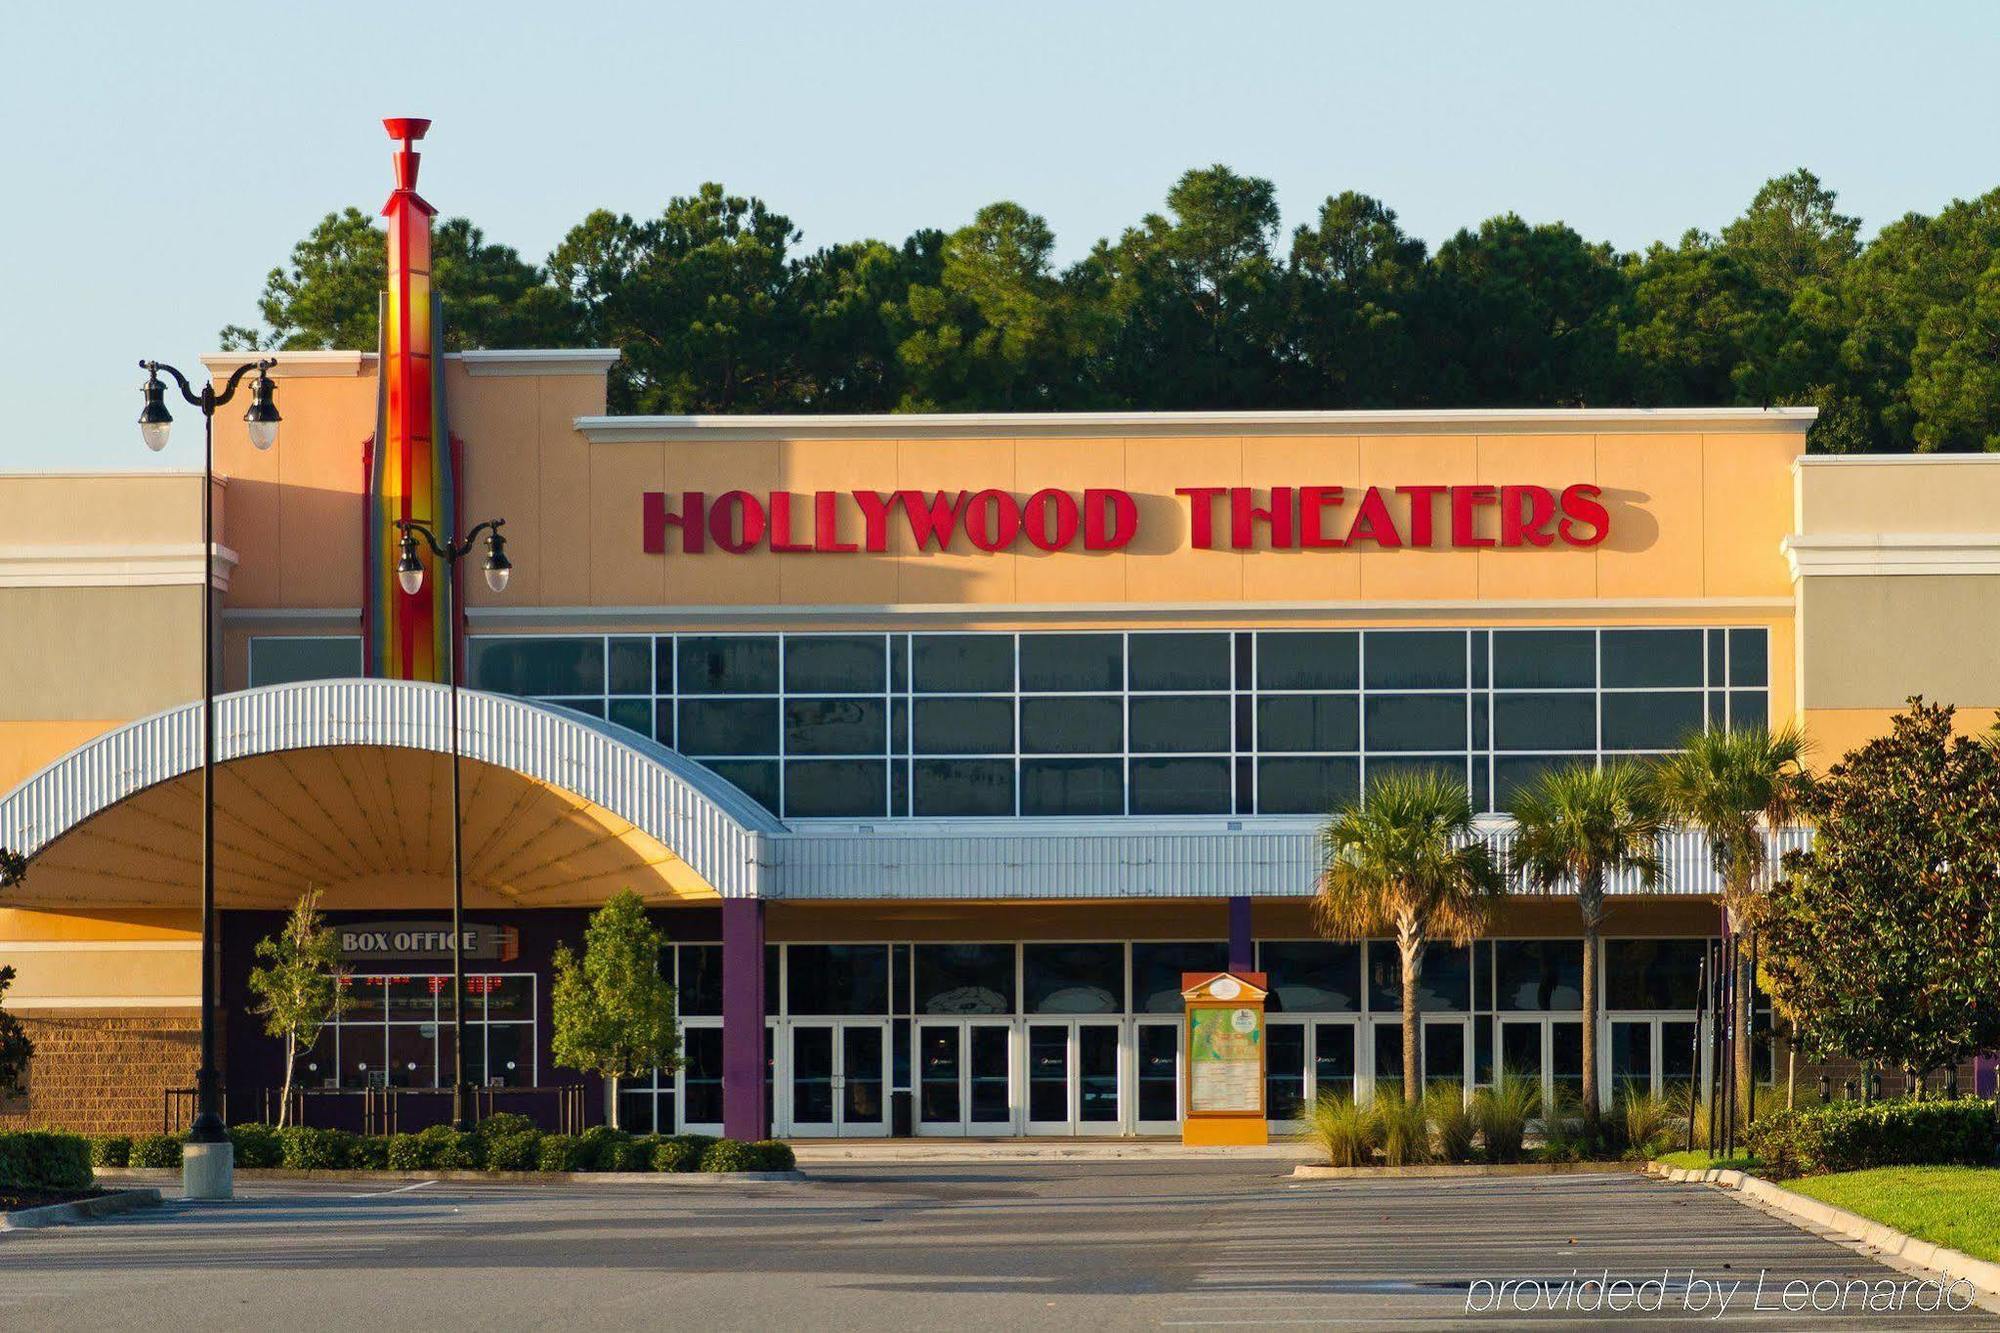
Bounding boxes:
465 626 1768 819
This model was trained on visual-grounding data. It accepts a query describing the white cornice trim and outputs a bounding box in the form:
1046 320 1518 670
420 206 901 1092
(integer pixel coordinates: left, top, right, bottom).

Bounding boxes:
1783 533 2000 579
576 407 1819 444
201 348 620 380
1795 454 2000 468
465 596 1795 628
0 543 238 590
201 351 372 379
458 348 620 377
0 470 219 481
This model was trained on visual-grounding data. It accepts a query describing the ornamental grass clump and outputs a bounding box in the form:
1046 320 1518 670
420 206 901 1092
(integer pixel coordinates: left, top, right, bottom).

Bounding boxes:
1618 1086 1678 1160
1374 1088 1430 1166
1297 1093 1378 1167
1424 1082 1478 1163
1474 1071 1538 1162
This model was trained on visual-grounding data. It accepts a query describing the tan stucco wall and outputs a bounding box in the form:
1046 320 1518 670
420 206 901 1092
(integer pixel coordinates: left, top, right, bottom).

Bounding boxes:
0 585 202 719
1799 575 2000 709
1792 457 2000 759
1795 456 2000 532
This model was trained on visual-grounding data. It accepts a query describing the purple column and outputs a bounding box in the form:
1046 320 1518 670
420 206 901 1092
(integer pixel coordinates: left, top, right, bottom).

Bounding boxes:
1976 1054 1997 1099
1227 895 1254 974
721 898 767 1141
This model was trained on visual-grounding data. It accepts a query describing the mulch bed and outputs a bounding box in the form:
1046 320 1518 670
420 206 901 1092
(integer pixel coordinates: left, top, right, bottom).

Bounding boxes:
0 1188 108 1213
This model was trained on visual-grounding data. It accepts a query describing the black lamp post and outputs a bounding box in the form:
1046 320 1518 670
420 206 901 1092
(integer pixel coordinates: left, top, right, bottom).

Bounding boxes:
393 517 511 1131
137 358 281 1168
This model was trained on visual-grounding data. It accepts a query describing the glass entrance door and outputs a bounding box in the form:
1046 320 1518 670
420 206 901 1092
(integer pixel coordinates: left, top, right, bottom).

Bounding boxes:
1134 1020 1180 1134
1024 1020 1122 1135
916 1021 1015 1135
787 1021 890 1136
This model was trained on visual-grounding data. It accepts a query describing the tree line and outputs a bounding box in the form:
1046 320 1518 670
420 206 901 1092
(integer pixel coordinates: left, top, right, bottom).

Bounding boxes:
223 167 2000 453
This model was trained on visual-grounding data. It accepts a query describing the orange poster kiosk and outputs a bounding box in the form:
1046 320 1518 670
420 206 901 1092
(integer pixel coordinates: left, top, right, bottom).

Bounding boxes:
1180 971 1270 1146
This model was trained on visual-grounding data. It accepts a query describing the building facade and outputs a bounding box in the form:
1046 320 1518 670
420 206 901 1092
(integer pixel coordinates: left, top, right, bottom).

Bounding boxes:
4 355 1994 1137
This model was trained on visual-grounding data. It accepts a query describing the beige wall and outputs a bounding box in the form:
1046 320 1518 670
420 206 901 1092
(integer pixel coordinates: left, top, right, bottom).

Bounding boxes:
1792 457 2000 758
1800 576 2000 708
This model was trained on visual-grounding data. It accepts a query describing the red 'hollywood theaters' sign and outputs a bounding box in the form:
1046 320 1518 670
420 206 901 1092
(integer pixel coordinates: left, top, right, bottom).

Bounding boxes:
641 484 1610 555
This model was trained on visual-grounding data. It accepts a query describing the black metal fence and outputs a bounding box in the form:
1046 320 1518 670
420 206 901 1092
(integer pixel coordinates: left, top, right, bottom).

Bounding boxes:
162 1084 588 1137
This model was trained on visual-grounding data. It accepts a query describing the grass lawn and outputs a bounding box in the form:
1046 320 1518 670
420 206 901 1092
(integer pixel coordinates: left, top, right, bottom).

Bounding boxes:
1656 1149 1760 1171
1785 1168 2000 1263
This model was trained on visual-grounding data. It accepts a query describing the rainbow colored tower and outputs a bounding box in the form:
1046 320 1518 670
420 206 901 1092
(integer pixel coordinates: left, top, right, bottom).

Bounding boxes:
363 117 458 681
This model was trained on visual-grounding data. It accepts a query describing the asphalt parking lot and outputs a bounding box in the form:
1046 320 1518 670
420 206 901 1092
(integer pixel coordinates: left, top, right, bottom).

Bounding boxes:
0 1163 1989 1331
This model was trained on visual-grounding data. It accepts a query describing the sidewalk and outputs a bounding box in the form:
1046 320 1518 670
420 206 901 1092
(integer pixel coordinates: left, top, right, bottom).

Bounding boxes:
784 1137 1316 1163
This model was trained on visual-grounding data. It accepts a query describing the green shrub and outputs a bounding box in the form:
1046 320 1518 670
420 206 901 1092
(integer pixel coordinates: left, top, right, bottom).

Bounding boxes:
577 1126 634 1172
613 1135 662 1172
88 1135 132 1168
536 1134 591 1172
1373 1089 1429 1166
228 1123 283 1169
1424 1082 1478 1163
1474 1071 1538 1162
1745 1098 1999 1179
485 1130 543 1171
749 1140 796 1172
128 1134 184 1168
277 1126 353 1170
1296 1093 1377 1167
346 1134 389 1170
651 1134 712 1173
0 1131 93 1192
473 1112 537 1141
384 1133 425 1171
700 1138 759 1173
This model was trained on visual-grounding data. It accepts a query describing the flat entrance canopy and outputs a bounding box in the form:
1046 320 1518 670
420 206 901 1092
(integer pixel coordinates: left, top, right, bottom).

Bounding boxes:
0 679 782 912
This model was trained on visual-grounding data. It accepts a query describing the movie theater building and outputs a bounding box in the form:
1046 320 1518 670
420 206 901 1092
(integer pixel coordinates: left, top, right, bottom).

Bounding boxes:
6 358 1996 1137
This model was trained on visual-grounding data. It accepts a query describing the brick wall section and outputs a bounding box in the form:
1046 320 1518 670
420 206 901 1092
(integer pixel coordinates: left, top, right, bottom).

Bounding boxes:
0 1009 199 1136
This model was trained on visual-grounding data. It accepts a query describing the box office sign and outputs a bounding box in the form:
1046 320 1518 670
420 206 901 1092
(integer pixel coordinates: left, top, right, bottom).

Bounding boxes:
642 484 1611 556
337 922 521 963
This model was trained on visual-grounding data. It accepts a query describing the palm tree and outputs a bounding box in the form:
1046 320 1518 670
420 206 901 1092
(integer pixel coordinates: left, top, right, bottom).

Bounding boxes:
1651 726 1810 1120
1508 762 1665 1124
1317 770 1504 1099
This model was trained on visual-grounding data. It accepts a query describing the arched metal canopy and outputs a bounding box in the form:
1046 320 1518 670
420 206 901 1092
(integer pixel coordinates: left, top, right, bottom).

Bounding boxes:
0 679 782 901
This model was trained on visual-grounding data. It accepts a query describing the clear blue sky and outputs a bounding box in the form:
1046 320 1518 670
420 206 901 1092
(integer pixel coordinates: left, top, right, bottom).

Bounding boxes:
5 0 1996 470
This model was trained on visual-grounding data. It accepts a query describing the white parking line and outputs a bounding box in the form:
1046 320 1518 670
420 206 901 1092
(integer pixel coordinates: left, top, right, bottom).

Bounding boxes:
351 1180 437 1199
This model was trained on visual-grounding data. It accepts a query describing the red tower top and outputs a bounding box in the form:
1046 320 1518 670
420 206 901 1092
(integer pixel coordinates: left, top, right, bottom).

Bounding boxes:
382 117 435 213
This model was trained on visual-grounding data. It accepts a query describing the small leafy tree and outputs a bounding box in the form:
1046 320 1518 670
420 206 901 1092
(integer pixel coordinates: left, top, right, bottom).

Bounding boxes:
1763 701 2000 1084
0 848 31 1096
1652 726 1811 1119
1317 771 1504 1098
247 887 349 1126
1509 762 1665 1121
551 890 680 1128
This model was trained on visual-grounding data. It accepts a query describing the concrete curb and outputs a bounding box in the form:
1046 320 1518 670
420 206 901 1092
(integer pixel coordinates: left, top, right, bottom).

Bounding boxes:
94 1167 803 1186
1647 1161 2000 1311
1293 1161 1637 1179
1 1188 162 1232
788 1136 1320 1160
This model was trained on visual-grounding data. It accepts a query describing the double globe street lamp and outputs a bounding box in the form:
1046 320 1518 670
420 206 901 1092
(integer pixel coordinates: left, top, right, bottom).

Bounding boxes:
395 517 511 1131
138 357 280 1197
